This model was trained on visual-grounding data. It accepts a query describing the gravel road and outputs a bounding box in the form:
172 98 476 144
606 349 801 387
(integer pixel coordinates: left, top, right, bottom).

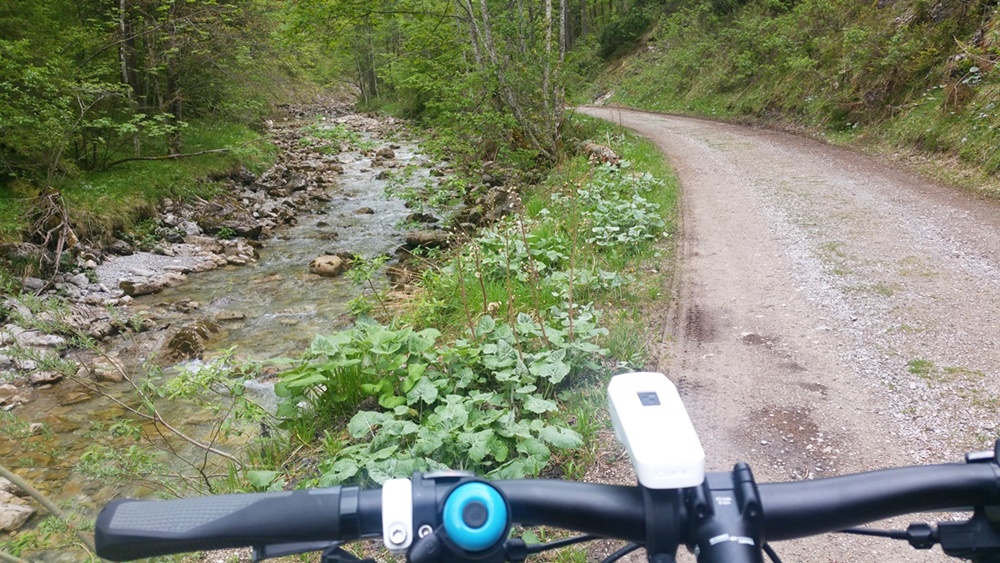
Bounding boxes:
578 106 1000 562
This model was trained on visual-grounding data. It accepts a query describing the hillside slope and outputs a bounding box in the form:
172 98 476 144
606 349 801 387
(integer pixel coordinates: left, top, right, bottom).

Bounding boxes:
596 0 999 197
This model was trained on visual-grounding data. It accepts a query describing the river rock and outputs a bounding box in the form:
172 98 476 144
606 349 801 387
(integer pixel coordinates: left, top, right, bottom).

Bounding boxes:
406 213 438 224
0 478 24 497
0 497 33 533
21 277 47 291
67 273 91 287
4 299 32 321
58 391 92 406
29 372 64 386
119 272 186 296
215 310 247 322
179 220 202 236
161 322 219 363
107 239 134 256
403 230 451 250
309 255 352 277
85 356 126 383
8 326 67 349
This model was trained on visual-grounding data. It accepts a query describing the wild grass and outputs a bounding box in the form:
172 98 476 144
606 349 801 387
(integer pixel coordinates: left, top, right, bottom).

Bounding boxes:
0 120 276 245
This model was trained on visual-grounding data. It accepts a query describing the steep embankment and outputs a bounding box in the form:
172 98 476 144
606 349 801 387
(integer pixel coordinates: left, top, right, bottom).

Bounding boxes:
597 0 1000 197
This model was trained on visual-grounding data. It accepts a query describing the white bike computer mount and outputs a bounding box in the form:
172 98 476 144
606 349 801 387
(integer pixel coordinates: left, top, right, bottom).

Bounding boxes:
607 372 705 489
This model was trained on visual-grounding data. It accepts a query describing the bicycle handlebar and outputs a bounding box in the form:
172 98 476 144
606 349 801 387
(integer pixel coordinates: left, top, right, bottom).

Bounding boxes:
95 458 1000 562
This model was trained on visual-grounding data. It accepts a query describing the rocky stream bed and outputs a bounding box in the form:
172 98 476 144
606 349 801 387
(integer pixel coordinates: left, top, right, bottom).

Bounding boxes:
0 104 526 543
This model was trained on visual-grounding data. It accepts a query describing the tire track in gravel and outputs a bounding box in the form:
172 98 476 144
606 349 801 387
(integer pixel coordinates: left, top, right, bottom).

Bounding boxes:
578 106 1000 562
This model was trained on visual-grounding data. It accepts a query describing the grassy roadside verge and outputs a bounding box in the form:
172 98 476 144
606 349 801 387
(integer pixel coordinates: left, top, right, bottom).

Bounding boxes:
0 114 679 562
256 114 680 488
0 121 277 249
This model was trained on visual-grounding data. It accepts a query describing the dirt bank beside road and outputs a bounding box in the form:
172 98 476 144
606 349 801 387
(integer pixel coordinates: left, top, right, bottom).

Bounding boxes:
579 106 1000 562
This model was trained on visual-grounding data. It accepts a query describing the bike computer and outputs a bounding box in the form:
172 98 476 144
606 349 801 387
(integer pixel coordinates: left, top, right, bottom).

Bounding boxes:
607 372 705 489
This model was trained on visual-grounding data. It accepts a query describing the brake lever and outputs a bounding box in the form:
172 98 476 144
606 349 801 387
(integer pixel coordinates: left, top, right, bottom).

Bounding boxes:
252 541 340 561
321 545 376 563
938 507 1000 562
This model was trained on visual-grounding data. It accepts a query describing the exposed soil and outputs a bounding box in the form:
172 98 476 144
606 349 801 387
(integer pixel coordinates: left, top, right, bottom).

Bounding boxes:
578 107 1000 562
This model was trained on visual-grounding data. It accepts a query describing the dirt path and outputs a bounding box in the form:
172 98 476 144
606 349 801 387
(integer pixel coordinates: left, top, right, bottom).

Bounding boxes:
578 107 1000 562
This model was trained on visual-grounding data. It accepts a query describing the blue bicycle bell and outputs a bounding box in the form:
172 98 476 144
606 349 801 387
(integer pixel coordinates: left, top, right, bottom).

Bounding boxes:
441 481 509 552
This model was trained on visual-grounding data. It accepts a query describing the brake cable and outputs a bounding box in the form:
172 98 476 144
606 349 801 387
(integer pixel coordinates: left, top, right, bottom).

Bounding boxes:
839 527 914 541
513 534 600 556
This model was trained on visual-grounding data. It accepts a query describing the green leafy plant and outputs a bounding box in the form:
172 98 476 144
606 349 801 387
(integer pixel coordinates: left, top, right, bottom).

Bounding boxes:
345 254 391 318
274 322 442 422
309 311 605 485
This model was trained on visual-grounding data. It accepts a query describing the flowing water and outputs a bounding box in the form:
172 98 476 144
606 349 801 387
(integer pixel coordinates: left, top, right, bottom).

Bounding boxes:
131 140 430 361
0 128 436 560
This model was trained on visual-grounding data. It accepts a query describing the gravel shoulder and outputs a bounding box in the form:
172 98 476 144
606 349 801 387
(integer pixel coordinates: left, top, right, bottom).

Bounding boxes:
578 106 1000 562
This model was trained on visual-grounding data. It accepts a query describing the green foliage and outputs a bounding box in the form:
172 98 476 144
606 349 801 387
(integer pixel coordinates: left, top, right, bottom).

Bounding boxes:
274 122 679 486
275 322 443 426
78 444 166 485
303 309 603 484
565 163 666 249
601 0 1000 189
599 10 653 59
0 39 76 181
0 512 97 561
301 121 378 153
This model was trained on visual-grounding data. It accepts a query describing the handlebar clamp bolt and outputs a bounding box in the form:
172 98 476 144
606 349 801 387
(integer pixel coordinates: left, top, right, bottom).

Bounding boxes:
388 524 408 546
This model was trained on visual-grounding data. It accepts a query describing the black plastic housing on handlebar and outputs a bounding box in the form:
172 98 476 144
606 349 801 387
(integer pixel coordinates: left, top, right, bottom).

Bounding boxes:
491 463 1000 545
761 463 1000 541
95 487 382 561
94 461 1000 562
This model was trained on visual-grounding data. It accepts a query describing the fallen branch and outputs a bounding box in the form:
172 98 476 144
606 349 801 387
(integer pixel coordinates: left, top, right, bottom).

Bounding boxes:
70 349 247 471
0 464 96 556
104 147 233 168
76 373 247 470
0 551 29 563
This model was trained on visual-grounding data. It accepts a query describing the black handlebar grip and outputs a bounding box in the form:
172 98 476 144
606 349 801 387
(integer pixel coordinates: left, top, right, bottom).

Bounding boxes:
95 488 346 561
760 463 1000 541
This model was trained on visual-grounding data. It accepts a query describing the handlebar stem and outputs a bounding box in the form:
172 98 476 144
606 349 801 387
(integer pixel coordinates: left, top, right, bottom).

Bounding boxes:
685 463 765 563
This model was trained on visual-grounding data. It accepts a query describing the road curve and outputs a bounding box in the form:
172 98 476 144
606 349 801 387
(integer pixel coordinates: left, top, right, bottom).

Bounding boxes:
578 106 1000 562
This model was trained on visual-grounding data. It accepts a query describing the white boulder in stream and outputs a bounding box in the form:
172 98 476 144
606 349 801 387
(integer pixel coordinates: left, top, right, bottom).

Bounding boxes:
0 479 34 533
309 255 352 277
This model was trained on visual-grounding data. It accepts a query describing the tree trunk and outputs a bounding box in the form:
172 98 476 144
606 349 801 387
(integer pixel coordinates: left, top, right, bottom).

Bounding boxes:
118 0 143 156
456 0 485 67
166 66 182 155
